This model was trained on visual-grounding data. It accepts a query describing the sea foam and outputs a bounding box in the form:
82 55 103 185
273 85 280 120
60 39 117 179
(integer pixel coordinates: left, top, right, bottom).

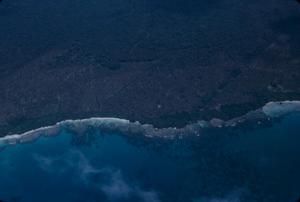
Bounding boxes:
1 101 299 148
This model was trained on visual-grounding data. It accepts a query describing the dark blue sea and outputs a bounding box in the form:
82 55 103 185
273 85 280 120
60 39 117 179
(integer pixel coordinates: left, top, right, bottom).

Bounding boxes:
1 113 300 202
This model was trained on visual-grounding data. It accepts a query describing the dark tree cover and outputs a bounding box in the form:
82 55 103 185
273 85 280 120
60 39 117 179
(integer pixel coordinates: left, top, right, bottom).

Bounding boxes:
0 0 300 135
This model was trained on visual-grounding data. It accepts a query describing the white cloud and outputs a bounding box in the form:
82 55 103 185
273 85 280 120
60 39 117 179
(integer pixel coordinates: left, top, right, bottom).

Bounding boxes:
100 168 160 202
33 150 160 202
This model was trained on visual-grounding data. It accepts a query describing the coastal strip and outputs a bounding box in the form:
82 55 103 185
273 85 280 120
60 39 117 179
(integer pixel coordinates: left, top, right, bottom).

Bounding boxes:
1 101 300 148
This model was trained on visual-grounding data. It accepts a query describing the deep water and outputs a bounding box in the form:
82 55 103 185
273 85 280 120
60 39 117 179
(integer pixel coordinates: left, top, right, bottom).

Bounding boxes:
1 114 300 202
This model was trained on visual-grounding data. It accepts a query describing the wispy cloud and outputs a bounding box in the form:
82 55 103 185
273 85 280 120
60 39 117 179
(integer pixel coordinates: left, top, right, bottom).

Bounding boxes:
33 150 160 202
100 169 160 202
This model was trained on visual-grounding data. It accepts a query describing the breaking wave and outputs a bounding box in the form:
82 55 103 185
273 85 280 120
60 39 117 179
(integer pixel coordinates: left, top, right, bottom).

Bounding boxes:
1 101 300 148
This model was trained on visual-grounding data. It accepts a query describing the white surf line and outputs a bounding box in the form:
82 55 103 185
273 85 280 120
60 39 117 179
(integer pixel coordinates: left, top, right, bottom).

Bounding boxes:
0 117 182 147
262 101 300 117
1 101 300 147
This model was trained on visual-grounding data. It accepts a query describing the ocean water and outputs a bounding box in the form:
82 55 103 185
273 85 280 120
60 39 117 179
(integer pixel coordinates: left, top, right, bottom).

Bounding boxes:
1 113 300 202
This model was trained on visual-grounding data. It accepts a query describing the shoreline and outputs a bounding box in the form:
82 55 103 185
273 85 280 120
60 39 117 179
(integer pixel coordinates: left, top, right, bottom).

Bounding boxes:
1 101 300 148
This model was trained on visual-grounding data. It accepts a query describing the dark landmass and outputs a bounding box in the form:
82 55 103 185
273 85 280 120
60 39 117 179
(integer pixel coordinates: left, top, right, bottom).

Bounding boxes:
0 0 300 136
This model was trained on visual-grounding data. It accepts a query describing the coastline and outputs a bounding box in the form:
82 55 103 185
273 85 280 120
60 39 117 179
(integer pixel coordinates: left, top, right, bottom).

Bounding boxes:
1 101 300 148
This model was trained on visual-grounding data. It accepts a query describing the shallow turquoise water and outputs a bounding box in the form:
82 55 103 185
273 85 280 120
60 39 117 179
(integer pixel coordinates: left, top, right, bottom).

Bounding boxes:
1 114 300 202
